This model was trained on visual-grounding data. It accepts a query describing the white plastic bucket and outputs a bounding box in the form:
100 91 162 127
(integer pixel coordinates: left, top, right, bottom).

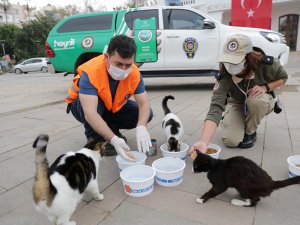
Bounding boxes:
120 165 156 197
206 143 221 159
116 151 146 171
287 155 300 178
160 142 189 161
152 157 186 187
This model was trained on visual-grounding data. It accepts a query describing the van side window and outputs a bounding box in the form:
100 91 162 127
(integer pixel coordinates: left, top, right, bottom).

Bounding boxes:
57 14 113 33
163 9 205 30
125 10 159 30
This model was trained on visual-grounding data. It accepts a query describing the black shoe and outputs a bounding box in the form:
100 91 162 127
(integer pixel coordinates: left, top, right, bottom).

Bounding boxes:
238 132 257 149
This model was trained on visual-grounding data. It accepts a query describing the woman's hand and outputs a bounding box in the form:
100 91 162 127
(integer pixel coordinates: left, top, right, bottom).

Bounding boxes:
190 140 207 155
247 85 267 98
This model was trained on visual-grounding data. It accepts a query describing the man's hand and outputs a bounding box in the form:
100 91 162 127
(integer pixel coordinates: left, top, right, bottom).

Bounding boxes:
110 135 135 161
128 30 161 68
136 125 152 153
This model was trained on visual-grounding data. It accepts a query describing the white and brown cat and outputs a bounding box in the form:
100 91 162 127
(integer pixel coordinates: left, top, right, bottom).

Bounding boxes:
162 95 184 151
32 134 105 225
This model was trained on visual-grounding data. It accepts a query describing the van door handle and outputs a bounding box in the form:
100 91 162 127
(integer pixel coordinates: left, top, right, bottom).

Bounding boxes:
166 35 179 38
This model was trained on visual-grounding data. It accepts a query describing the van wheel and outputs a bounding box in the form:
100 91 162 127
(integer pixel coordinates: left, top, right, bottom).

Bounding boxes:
41 66 48 73
15 68 22 74
74 53 101 76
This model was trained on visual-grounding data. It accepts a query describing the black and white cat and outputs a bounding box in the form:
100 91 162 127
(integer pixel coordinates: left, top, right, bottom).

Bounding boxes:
162 95 184 151
32 134 105 225
193 150 300 207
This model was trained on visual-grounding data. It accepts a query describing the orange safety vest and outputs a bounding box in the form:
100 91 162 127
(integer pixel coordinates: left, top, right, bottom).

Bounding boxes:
64 55 141 113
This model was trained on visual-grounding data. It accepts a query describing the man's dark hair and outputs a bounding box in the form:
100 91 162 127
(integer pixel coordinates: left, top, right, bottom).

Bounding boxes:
107 35 136 58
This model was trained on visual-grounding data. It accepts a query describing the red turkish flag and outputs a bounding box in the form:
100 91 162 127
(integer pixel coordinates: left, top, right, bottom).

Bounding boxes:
231 0 272 29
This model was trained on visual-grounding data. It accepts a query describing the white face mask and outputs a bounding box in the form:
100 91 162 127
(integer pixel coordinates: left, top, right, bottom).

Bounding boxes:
224 60 245 75
108 64 131 80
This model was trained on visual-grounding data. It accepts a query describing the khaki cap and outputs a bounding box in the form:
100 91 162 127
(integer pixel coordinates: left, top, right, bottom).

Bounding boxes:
218 34 253 64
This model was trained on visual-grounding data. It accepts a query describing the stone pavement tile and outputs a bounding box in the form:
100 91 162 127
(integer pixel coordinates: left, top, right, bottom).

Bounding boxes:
254 188 300 225
98 201 204 225
126 187 255 225
89 179 128 212
286 114 300 129
72 204 108 225
0 135 30 155
290 128 300 150
264 128 292 149
262 146 293 180
0 150 35 189
0 199 53 225
0 186 6 195
0 179 32 217
266 112 289 129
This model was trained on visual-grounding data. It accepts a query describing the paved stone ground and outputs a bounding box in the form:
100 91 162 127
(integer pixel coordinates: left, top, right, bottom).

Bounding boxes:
0 52 299 225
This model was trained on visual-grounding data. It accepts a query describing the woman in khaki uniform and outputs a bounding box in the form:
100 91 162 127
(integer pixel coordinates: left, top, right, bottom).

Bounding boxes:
191 34 288 152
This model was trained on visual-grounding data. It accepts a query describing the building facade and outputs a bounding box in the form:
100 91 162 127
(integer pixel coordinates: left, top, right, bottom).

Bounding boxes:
0 3 29 26
158 0 300 51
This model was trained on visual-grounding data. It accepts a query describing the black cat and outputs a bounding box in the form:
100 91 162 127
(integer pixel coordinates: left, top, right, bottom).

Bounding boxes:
193 150 300 206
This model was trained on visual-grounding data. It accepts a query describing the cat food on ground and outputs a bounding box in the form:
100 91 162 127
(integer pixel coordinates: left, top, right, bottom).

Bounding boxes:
206 148 217 154
295 164 300 168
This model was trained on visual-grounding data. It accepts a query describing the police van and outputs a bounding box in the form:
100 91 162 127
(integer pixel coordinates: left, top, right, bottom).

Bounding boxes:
46 6 289 77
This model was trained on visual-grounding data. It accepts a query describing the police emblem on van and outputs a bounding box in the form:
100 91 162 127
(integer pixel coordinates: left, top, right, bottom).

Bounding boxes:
137 30 152 43
81 36 94 50
183 37 198 59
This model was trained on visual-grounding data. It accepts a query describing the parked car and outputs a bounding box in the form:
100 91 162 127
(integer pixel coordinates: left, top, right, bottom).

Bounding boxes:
14 57 49 74
46 6 289 77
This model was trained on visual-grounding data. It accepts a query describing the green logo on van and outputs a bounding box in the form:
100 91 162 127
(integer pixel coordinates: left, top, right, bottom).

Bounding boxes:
137 30 152 43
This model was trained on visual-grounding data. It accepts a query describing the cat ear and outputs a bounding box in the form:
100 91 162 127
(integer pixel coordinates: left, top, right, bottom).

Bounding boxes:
84 141 97 150
196 149 202 156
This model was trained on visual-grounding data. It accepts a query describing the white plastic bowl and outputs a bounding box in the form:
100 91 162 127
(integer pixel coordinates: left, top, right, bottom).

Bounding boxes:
160 142 189 161
206 143 221 159
116 151 147 171
152 157 186 187
120 165 156 197
287 155 300 178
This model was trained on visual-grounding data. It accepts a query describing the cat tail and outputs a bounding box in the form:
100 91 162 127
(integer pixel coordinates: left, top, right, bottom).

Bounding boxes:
162 95 175 115
32 134 52 205
273 176 300 190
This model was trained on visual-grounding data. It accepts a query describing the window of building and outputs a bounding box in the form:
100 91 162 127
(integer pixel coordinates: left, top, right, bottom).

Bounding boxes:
14 8 19 15
279 14 299 51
